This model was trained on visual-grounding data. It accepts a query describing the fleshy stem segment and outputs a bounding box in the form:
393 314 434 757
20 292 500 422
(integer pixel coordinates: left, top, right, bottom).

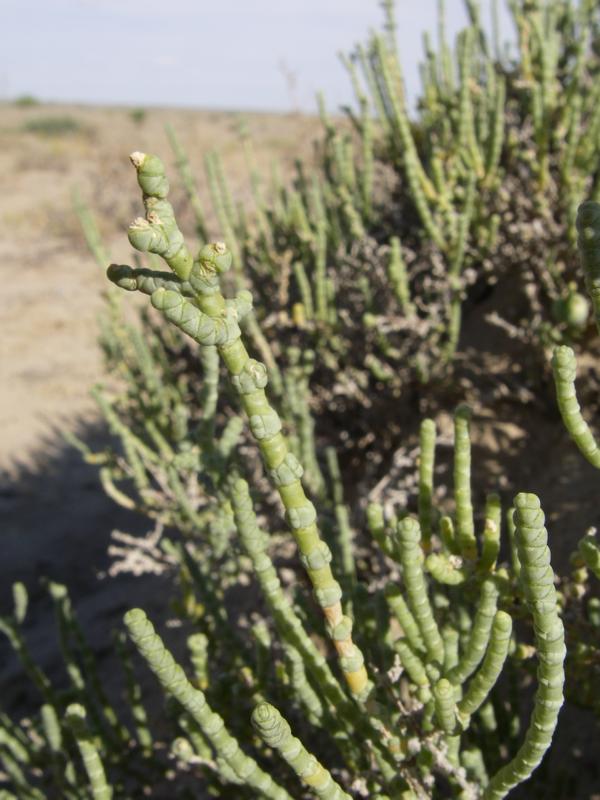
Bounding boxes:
576 201 600 335
552 345 600 468
551 202 600 468
124 609 291 800
252 703 353 800
483 494 565 799
109 152 370 701
65 704 113 800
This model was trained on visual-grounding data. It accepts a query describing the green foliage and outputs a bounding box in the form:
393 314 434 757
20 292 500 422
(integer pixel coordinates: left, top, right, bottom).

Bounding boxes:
13 94 39 107
101 153 570 795
551 199 600 721
130 108 147 125
6 147 591 798
4 2 600 798
159 0 600 417
22 115 84 137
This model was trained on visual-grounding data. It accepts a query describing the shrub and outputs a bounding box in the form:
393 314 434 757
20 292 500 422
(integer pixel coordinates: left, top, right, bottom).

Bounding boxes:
13 94 39 107
130 108 147 126
22 115 84 137
3 2 600 798
5 151 592 800
163 0 600 415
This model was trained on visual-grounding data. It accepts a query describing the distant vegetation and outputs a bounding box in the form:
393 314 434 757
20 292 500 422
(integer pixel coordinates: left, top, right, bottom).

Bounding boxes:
129 107 147 125
13 94 39 107
22 115 84 137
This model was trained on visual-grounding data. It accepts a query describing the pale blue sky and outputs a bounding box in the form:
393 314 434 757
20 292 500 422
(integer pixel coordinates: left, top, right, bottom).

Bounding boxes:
3 1 512 112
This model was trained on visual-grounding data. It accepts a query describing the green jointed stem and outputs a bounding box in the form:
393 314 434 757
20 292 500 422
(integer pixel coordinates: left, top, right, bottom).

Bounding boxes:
484 494 565 799
211 150 239 231
128 153 193 281
454 405 477 559
114 152 369 701
287 349 324 496
394 639 429 687
252 703 352 800
387 236 414 316
447 579 499 686
440 515 458 554
0 746 43 799
73 189 110 268
0 725 29 770
41 704 62 753
252 619 272 690
418 418 436 547
577 200 600 334
175 718 212 762
106 264 193 297
283 642 324 725
444 176 476 362
359 100 375 219
92 385 159 474
458 611 512 719
480 493 501 572
114 633 152 750
229 480 397 772
426 552 468 585
165 123 208 240
578 533 600 579
385 586 426 654
506 506 521 579
293 261 315 320
229 478 349 712
457 29 478 163
485 77 506 181
442 626 459 673
98 467 136 511
288 189 312 241
12 583 27 626
65 705 112 800
394 517 444 666
218 415 244 460
199 344 219 442
371 36 444 249
188 632 210 690
48 582 125 745
0 617 55 705
325 447 356 588
552 346 600 468
314 224 329 323
367 503 394 558
433 679 457 735
124 609 291 800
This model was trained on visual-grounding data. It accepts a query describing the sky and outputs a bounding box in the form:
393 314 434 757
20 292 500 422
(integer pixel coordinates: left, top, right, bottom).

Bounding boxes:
3 0 513 113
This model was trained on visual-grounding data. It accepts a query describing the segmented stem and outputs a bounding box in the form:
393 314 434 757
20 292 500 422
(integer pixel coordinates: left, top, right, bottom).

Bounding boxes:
394 517 444 666
484 494 565 799
252 703 352 800
65 705 112 800
116 152 370 701
124 609 291 799
458 611 512 719
552 345 600 468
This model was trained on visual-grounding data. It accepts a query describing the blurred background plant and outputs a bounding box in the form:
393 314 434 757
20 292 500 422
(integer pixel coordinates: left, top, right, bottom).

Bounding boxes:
21 115 86 138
